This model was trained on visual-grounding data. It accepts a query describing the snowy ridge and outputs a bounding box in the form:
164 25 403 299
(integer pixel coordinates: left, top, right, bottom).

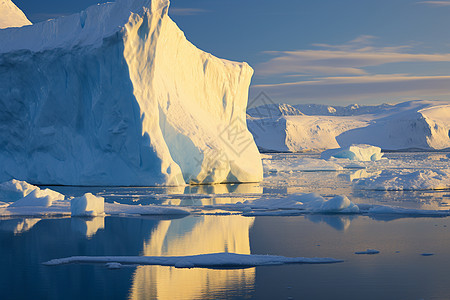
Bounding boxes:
0 0 31 29
0 0 262 186
247 100 450 152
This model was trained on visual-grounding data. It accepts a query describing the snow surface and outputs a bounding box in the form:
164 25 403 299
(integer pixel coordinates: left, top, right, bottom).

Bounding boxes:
0 0 262 186
43 252 343 268
0 179 39 201
71 193 105 217
321 144 383 161
9 188 64 208
0 0 31 29
354 169 450 191
248 100 450 152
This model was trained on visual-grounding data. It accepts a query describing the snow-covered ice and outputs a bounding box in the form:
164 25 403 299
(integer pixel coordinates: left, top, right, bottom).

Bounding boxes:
9 188 64 208
0 0 31 29
247 100 450 152
0 179 39 201
43 252 343 268
321 144 383 161
0 0 262 186
71 193 105 217
354 169 450 191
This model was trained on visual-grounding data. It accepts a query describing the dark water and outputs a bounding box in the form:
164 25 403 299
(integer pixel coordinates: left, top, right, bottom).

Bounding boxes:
1 214 450 300
2 152 450 299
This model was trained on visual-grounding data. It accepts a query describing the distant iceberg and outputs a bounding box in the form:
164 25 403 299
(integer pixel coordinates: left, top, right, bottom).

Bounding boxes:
0 0 262 186
248 100 450 152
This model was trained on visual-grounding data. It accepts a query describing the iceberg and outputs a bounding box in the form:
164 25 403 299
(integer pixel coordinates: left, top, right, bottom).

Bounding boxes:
71 193 105 217
321 144 383 161
247 100 450 152
0 0 262 186
0 0 31 29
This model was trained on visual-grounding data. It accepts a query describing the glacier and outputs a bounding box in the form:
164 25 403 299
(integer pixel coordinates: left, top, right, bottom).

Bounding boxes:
247 100 450 152
0 0 262 186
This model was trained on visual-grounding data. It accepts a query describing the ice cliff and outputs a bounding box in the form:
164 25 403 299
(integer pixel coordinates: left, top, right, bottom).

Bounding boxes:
248 100 450 152
0 0 263 186
0 0 31 29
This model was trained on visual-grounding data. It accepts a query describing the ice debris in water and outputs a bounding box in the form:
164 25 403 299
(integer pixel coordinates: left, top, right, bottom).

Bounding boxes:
354 249 380 255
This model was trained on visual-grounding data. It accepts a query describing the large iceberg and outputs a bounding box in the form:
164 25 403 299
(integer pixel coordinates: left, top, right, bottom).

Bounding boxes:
0 0 262 186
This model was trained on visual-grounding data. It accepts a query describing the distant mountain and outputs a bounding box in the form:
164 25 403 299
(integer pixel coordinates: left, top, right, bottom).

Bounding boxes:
247 100 450 152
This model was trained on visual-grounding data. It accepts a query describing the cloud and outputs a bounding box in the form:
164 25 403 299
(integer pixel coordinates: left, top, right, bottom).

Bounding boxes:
169 8 209 16
417 1 450 6
250 74 450 104
256 37 450 77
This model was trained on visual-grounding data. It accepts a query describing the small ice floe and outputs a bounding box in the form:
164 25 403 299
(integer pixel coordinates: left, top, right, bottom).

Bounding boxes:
71 193 105 217
353 169 450 191
106 262 122 269
43 252 343 269
420 253 435 256
354 249 380 255
359 204 450 217
226 193 359 216
321 144 383 162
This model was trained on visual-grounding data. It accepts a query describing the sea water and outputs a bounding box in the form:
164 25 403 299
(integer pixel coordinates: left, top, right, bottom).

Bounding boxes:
1 152 450 299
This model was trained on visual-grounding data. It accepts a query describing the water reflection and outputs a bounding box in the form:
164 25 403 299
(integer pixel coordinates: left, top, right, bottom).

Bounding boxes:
0 218 42 234
71 217 105 238
129 215 255 300
305 215 357 231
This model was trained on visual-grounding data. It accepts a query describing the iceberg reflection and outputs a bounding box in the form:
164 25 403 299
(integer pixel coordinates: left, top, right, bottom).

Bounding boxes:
129 215 255 299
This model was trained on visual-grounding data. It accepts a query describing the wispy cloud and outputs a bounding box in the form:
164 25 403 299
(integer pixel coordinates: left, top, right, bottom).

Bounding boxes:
169 8 209 16
256 36 450 76
251 74 450 103
417 1 450 6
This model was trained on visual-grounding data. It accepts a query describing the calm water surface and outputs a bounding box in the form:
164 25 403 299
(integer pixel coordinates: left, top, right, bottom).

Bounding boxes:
1 152 450 299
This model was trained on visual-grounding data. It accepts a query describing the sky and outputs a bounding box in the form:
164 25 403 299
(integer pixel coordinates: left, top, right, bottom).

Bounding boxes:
13 0 450 106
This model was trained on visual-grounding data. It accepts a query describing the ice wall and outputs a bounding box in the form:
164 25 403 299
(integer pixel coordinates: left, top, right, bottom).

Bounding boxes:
0 0 262 186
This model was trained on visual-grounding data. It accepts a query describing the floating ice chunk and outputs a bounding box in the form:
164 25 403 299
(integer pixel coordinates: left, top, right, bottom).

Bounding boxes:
106 262 122 269
237 193 359 215
43 252 343 268
321 144 383 161
292 193 359 213
355 249 380 255
9 188 64 207
363 205 450 217
71 193 104 217
0 179 39 202
354 169 450 191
